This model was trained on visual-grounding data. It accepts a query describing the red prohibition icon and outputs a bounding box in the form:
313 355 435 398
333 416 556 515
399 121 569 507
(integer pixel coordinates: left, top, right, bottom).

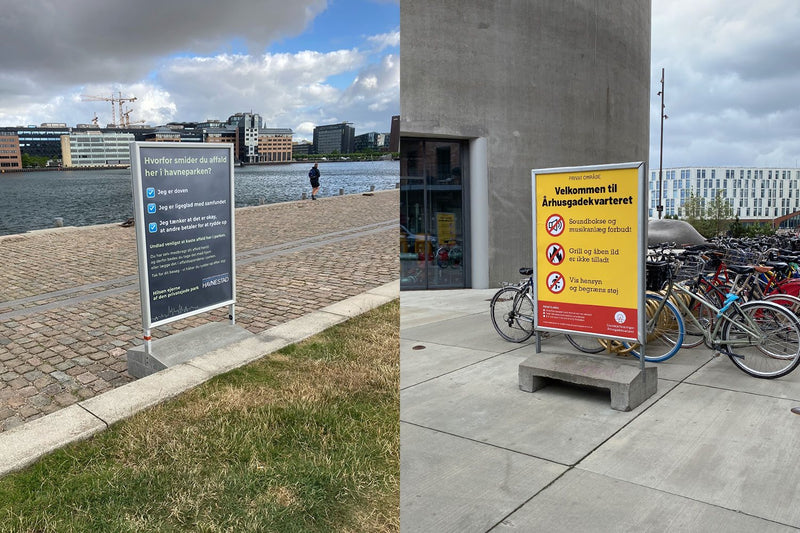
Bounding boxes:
546 271 565 294
545 214 565 237
546 243 565 265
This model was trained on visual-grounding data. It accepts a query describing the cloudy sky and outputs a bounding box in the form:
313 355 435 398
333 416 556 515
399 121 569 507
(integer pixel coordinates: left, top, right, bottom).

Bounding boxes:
1 1 796 166
0 0 399 142
651 0 800 168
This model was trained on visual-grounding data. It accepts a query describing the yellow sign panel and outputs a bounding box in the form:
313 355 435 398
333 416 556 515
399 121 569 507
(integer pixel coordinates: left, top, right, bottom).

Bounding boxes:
533 164 644 341
436 212 456 243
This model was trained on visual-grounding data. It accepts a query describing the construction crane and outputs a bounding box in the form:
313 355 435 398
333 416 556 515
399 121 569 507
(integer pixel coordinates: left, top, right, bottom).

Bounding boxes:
121 107 146 127
80 92 137 127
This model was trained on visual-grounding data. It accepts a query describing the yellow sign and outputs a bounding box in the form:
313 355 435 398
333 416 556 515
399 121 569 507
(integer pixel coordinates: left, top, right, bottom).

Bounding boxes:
533 164 644 341
436 212 456 242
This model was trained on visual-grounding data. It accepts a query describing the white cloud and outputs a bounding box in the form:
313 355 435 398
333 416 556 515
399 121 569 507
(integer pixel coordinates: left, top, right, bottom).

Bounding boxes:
367 30 400 52
651 0 800 167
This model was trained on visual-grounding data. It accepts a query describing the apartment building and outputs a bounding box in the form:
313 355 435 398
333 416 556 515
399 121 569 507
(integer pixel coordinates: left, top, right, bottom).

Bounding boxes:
0 133 22 170
649 166 800 227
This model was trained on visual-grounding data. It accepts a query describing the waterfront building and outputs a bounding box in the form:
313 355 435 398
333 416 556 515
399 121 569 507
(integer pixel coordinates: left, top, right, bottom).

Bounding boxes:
389 115 400 153
354 132 388 152
204 127 237 148
257 129 293 163
313 122 355 155
0 124 70 159
0 133 22 170
400 1 651 289
650 166 800 229
60 131 135 167
292 141 313 157
228 113 261 163
143 127 182 143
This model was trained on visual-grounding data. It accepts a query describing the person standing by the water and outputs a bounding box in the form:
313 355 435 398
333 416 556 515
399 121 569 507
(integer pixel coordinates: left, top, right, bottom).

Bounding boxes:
308 163 321 200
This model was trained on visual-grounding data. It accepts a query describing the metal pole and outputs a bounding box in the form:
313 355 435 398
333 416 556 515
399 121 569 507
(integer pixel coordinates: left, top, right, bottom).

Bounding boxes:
657 68 665 220
144 328 152 356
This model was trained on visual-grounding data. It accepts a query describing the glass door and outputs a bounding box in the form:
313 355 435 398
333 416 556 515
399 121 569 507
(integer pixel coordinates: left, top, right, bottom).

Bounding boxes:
400 138 467 290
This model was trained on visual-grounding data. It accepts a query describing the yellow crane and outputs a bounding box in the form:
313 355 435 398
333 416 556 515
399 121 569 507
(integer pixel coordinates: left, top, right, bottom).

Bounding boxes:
121 107 146 127
80 92 137 127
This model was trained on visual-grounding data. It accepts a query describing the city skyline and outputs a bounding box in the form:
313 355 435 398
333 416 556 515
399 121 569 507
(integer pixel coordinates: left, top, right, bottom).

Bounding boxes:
0 0 399 143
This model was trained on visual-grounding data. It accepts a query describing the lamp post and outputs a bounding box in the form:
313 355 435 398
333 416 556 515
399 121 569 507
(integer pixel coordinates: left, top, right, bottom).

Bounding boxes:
657 68 667 219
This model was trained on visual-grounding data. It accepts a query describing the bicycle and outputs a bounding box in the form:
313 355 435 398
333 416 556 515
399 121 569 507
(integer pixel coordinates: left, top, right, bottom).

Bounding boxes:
625 254 800 379
436 240 463 269
490 268 535 342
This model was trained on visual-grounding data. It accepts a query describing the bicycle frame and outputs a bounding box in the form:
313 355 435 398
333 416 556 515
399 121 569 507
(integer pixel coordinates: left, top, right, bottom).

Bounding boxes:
656 281 764 358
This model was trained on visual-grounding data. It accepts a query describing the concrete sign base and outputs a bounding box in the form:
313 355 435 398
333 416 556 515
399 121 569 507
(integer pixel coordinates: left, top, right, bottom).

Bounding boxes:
519 352 657 411
127 322 254 379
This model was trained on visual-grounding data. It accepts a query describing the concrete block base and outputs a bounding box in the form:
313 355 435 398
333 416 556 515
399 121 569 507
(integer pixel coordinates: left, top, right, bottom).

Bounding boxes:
519 352 657 411
127 322 255 379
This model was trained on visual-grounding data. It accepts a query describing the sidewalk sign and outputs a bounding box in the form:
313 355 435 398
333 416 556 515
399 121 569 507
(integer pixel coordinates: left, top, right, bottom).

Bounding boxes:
532 162 646 353
130 142 236 353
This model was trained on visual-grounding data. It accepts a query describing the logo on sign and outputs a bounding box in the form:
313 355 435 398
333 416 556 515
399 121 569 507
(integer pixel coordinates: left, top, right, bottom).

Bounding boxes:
614 311 627 324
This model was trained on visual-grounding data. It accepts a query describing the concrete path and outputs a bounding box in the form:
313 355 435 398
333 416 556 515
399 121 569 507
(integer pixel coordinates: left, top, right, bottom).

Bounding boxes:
0 190 399 433
401 289 800 532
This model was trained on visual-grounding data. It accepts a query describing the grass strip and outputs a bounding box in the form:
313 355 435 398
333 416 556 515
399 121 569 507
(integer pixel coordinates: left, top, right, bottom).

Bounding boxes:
0 300 399 532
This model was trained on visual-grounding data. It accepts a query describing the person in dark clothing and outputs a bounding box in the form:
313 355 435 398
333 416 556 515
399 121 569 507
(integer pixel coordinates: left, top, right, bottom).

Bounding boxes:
308 163 320 200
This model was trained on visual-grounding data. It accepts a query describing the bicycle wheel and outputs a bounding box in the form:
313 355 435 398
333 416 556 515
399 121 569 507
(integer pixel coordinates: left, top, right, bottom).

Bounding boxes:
490 286 535 342
720 300 800 379
763 292 800 317
565 334 605 354
624 292 684 362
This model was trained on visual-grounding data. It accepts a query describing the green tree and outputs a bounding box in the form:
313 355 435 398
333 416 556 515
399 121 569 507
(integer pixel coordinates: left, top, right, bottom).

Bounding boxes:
682 190 704 223
729 216 746 238
682 190 713 236
707 190 734 236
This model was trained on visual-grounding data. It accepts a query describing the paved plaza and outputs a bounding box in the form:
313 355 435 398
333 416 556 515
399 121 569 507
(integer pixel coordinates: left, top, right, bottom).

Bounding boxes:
402 289 800 532
0 190 399 432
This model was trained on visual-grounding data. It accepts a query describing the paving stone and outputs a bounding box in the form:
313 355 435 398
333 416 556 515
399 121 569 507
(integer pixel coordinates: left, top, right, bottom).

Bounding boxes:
0 192 398 430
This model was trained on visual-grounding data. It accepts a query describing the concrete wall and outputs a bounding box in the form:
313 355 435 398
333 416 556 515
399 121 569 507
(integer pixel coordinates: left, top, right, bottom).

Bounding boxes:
401 1 651 287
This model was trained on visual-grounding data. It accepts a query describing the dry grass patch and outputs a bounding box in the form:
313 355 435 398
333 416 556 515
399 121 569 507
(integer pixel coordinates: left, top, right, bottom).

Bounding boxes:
0 300 399 532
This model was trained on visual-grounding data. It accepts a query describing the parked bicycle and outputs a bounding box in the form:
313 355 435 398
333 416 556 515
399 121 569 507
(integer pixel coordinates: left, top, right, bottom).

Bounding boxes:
625 253 800 378
490 268 535 342
490 268 600 349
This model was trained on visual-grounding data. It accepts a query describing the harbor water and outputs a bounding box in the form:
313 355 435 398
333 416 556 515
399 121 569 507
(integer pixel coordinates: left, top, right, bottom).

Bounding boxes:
0 160 398 236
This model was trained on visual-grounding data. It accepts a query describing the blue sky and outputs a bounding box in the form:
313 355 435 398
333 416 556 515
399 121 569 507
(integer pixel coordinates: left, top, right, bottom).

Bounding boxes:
0 0 400 141
269 0 399 56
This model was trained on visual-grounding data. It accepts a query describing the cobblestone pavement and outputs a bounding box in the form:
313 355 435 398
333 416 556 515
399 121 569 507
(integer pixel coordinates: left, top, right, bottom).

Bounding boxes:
0 190 399 431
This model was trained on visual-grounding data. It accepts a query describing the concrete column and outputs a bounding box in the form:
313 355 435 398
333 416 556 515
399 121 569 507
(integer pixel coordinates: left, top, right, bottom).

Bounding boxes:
469 137 489 289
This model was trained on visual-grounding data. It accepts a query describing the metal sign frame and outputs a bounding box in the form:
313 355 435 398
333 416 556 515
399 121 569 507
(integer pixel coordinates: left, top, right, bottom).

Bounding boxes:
532 161 647 349
130 142 236 351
